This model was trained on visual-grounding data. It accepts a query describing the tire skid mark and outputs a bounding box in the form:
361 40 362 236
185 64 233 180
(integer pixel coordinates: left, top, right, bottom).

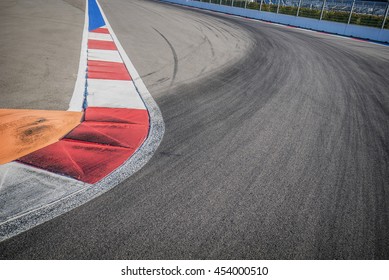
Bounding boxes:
153 27 178 86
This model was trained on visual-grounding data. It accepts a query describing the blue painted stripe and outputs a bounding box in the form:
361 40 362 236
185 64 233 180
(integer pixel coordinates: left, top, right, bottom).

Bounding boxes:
88 0 105 32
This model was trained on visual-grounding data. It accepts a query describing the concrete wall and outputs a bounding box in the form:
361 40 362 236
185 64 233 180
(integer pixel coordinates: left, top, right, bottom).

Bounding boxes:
162 0 389 43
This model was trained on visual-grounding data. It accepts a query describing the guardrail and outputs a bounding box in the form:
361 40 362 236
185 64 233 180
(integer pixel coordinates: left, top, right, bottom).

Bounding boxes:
235 0 389 29
162 0 389 43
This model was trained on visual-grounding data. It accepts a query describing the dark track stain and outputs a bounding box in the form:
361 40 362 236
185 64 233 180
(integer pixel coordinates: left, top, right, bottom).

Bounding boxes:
19 125 50 144
153 27 178 87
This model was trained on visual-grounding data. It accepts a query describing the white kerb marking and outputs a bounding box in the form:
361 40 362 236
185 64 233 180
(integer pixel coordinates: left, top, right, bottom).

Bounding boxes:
88 32 113 41
88 49 123 63
87 79 146 109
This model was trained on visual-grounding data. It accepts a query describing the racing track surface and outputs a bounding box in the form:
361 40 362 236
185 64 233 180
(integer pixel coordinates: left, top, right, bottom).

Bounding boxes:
1 0 389 259
0 0 85 110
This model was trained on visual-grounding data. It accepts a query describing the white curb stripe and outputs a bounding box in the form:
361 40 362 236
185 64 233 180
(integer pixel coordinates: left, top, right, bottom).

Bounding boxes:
86 79 146 109
85 1 148 111
96 1 144 88
88 32 113 41
87 49 122 63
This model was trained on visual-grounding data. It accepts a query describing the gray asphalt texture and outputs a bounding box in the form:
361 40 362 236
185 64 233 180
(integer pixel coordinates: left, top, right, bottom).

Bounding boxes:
0 0 84 110
1 0 389 259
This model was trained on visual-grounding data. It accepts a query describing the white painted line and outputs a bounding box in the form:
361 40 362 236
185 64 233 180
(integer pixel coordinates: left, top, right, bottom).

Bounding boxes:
87 79 146 109
68 0 89 111
88 49 123 63
88 32 112 41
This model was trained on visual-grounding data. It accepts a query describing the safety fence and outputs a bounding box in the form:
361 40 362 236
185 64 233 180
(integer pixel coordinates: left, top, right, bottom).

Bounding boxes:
195 0 389 29
162 0 389 42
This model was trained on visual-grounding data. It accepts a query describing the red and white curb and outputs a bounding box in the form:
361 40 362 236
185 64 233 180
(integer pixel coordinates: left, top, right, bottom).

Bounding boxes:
0 0 164 241
18 2 150 184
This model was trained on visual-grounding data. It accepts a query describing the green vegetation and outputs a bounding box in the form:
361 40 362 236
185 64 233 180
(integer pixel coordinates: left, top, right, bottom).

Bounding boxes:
247 2 259 10
298 7 321 19
220 0 232 6
278 6 298 16
350 13 387 28
261 4 279 13
322 10 350 23
232 0 246 8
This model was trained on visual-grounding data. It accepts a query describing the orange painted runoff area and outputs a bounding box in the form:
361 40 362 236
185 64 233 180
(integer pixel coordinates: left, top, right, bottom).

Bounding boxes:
0 109 83 164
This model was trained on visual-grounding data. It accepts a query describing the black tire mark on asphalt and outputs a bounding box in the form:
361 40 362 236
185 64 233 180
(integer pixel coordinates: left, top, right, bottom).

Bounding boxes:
153 28 178 87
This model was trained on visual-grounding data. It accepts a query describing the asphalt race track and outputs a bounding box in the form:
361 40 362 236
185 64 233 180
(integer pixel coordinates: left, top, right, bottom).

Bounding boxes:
1 0 389 259
0 0 85 110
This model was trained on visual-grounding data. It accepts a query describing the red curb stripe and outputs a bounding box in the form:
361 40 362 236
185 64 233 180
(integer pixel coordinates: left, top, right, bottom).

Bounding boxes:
17 107 149 184
87 60 131 80
65 121 148 149
15 5 151 184
88 39 117 50
91 27 109 34
19 139 136 184
85 107 149 125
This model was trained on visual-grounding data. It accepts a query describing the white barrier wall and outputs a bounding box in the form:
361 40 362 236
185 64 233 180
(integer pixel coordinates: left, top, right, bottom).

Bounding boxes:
162 0 389 43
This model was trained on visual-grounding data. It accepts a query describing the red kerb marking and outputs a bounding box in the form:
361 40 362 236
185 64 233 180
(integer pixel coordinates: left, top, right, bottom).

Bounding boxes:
91 27 109 34
87 60 131 80
65 121 148 149
88 39 117 50
18 139 136 184
85 107 149 125
18 107 150 184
